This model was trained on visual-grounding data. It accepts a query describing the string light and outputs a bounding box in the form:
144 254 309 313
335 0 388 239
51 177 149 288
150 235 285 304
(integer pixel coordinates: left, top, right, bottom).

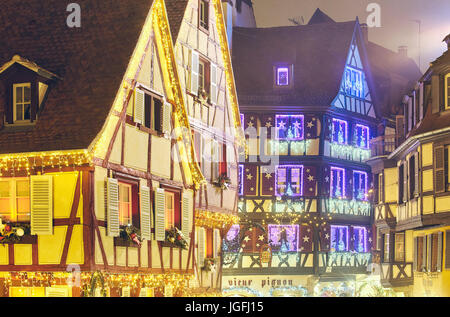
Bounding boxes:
195 209 239 229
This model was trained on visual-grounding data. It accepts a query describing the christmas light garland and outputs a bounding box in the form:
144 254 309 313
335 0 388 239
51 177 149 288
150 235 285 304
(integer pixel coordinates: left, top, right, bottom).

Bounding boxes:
195 209 239 230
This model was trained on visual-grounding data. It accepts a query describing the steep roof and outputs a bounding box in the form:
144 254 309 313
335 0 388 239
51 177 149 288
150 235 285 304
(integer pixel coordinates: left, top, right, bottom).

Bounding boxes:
232 10 422 116
165 0 190 44
0 0 154 154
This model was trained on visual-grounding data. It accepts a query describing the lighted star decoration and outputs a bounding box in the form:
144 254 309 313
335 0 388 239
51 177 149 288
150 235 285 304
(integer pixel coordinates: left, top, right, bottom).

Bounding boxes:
278 121 286 129
306 121 314 128
250 116 255 120
265 173 272 179
265 122 272 128
243 236 250 242
293 121 302 130
325 176 329 182
250 187 254 191
258 235 265 241
307 175 314 181
269 187 273 191
368 237 372 242
247 121 254 128
246 174 253 180
325 233 330 239
303 236 310 243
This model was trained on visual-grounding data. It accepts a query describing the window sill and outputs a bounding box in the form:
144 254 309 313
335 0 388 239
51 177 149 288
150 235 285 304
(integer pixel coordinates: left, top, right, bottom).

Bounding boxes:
1 235 37 245
160 241 186 250
114 237 140 248
198 25 210 36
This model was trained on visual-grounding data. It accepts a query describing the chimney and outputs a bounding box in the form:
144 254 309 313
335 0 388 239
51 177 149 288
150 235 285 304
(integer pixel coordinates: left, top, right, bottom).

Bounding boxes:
360 23 369 43
444 34 450 50
398 46 408 58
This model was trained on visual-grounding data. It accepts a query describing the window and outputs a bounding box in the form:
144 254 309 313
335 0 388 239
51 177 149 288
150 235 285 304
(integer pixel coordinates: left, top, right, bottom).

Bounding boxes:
353 171 368 201
330 167 345 198
330 225 349 252
398 163 405 203
165 192 175 230
344 66 363 98
274 65 293 87
224 224 240 253
238 165 244 196
145 94 162 132
383 233 390 262
13 83 31 123
354 124 369 149
409 154 416 199
395 233 405 262
332 118 348 144
275 115 304 140
240 113 244 128
275 165 303 197
445 73 450 109
199 0 209 31
206 228 214 258
378 173 384 203
353 227 367 253
268 224 299 252
0 178 30 222
118 182 132 226
198 58 210 97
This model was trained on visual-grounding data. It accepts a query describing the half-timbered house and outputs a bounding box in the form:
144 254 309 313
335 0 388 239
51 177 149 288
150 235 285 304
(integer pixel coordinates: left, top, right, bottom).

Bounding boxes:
0 0 241 297
368 34 450 296
221 9 421 297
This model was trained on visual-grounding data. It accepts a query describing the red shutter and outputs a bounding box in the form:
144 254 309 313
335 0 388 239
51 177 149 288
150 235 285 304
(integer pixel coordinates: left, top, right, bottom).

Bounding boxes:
299 224 313 252
303 166 317 197
243 165 258 196
319 224 331 252
260 166 275 196
219 143 227 175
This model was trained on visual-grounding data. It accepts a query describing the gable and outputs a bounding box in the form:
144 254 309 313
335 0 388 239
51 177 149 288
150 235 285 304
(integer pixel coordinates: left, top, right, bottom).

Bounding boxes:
331 34 376 118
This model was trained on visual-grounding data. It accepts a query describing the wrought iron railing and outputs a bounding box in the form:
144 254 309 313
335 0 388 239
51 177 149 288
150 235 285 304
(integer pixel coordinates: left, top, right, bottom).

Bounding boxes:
370 134 397 157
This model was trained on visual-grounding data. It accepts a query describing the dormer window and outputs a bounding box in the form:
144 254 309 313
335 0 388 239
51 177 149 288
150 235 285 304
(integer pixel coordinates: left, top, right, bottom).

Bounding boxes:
274 64 293 88
0 55 58 126
13 83 31 122
344 66 363 98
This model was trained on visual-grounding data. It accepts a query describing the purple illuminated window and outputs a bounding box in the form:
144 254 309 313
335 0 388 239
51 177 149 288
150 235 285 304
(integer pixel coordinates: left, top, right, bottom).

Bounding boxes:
224 224 240 252
353 171 368 201
344 67 363 98
226 224 240 241
276 67 289 86
332 118 348 144
330 225 349 252
275 115 304 140
330 167 345 198
268 224 299 252
355 124 369 149
353 226 367 253
240 113 244 128
238 165 244 196
276 165 303 196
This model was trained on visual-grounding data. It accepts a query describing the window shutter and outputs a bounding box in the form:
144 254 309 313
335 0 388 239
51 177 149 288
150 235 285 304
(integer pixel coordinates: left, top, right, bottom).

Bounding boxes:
45 287 69 297
30 175 53 235
398 165 403 204
413 237 418 271
106 178 120 237
427 234 432 272
437 232 443 272
134 89 145 124
446 231 450 269
181 192 190 241
140 186 151 241
414 153 419 195
431 75 440 114
210 63 218 105
155 188 166 241
162 102 172 134
380 173 385 202
213 228 221 258
122 287 131 297
139 288 147 297
432 233 439 272
403 163 408 202
419 83 424 120
191 50 199 95
417 236 424 271
197 227 206 267
434 146 445 193
395 115 405 145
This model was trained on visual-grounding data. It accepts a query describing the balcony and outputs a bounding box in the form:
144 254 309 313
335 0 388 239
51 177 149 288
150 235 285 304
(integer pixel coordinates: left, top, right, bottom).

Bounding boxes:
380 262 414 287
370 134 397 157
374 203 396 228
318 252 372 275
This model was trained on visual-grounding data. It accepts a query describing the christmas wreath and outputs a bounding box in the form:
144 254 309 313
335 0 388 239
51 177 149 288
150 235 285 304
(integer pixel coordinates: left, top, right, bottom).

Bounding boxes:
212 173 231 190
165 227 188 250
120 225 142 247
0 219 31 244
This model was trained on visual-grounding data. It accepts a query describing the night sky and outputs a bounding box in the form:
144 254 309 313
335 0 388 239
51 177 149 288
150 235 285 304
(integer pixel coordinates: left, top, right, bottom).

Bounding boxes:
253 0 450 73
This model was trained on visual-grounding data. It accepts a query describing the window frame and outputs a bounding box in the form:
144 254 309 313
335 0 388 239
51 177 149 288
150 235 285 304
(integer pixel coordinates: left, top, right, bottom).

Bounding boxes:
330 166 346 199
0 177 31 223
275 114 304 141
445 73 450 110
344 66 364 98
332 118 348 145
395 232 405 262
13 83 32 124
198 0 210 33
353 171 368 201
118 182 133 227
238 165 244 196
330 225 349 252
267 224 299 252
353 226 368 253
273 64 294 88
275 165 304 197
354 124 370 149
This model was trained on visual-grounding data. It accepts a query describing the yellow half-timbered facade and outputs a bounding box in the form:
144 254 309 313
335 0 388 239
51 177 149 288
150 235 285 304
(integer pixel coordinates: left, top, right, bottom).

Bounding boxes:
368 34 450 296
0 0 241 297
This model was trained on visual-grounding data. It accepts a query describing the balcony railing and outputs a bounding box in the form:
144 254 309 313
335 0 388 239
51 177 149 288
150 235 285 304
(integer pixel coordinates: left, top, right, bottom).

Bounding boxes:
380 262 414 287
370 134 397 157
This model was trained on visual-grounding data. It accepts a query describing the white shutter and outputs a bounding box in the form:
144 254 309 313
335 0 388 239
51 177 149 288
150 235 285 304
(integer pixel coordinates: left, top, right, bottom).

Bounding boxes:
197 227 206 268
155 188 166 241
30 175 53 235
134 89 145 124
213 228 221 258
122 287 131 297
181 192 190 241
210 63 218 104
106 178 120 237
140 185 151 241
162 102 172 134
191 50 199 95
46 287 69 297
139 288 147 297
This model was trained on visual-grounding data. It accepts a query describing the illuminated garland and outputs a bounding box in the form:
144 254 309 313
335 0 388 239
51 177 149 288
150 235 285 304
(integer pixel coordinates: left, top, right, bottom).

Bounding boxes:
0 150 93 175
326 198 371 217
330 142 370 162
222 287 263 297
195 209 239 229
